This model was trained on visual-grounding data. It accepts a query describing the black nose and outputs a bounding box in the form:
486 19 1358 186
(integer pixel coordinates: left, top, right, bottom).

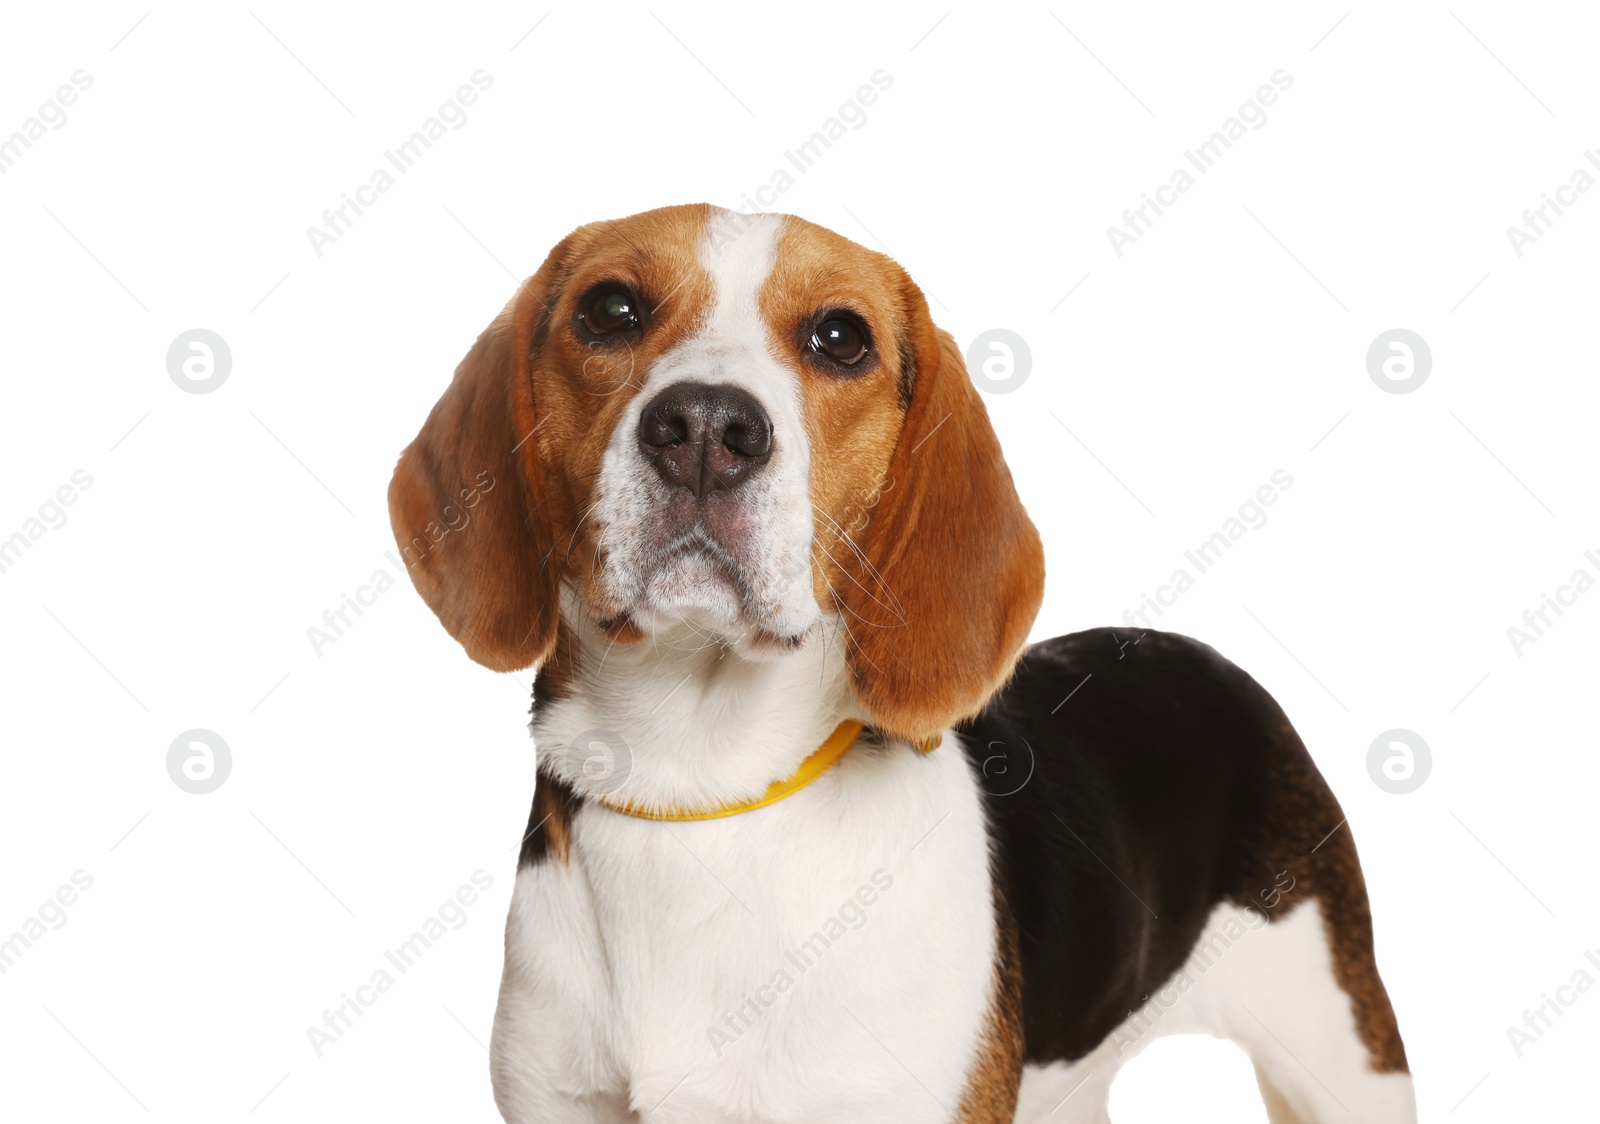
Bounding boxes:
638 381 773 498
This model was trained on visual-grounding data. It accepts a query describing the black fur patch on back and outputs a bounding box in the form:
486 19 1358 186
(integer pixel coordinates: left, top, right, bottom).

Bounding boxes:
958 628 1290 1062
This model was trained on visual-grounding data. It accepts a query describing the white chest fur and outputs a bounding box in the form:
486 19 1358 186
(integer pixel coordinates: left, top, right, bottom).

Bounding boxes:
490 733 996 1124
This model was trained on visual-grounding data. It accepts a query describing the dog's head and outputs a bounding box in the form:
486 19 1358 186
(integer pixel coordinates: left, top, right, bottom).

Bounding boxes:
389 205 1043 739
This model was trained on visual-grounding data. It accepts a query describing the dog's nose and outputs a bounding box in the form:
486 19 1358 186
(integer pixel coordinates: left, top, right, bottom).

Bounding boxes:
638 381 773 498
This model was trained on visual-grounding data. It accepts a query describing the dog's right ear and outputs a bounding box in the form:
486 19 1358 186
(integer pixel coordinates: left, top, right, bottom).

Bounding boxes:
388 241 572 672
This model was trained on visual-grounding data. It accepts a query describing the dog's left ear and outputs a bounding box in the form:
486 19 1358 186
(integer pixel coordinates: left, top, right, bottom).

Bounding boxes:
388 242 571 672
836 276 1046 742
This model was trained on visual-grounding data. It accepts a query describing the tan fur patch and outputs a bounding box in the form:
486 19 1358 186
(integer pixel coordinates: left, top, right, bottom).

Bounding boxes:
1235 721 1410 1073
532 621 582 703
531 774 575 865
954 885 1026 1121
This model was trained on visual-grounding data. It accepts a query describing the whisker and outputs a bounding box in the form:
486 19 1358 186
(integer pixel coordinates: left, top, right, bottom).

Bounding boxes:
810 502 904 616
811 533 905 624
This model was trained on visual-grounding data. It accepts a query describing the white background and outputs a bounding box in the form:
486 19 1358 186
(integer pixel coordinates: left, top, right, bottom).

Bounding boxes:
1 3 1595 1121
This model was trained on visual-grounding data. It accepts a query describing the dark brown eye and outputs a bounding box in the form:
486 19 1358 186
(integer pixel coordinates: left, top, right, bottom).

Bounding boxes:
580 286 641 337
809 315 869 366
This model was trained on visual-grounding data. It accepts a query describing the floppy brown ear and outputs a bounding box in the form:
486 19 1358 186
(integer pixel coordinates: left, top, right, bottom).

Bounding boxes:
388 249 568 672
836 282 1045 741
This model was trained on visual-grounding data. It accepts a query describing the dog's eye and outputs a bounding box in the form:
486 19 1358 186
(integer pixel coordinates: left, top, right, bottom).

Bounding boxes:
580 287 641 336
809 315 869 367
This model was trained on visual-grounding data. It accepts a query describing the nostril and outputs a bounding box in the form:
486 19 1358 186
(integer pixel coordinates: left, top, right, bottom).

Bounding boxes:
640 406 689 449
722 419 771 460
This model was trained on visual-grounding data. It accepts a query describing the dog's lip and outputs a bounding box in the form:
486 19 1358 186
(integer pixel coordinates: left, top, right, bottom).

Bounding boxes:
671 537 722 560
600 533 815 644
747 625 809 651
656 529 741 573
626 532 745 607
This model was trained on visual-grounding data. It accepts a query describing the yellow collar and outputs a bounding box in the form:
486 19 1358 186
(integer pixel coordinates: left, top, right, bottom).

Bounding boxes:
594 720 940 822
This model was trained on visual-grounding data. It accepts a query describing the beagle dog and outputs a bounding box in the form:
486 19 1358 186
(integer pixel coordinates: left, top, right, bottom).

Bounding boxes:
389 205 1415 1123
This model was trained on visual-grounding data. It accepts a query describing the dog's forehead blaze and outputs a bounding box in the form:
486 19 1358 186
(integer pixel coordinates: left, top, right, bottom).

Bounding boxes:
759 217 906 611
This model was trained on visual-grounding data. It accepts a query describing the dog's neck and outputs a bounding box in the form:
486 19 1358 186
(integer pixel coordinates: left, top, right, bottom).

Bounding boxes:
531 610 859 815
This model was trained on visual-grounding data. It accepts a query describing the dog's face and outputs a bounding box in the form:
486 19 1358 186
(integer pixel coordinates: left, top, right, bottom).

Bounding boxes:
551 209 909 649
390 205 1044 738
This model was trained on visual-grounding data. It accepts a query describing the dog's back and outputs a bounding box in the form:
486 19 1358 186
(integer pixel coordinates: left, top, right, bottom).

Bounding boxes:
963 628 1413 1121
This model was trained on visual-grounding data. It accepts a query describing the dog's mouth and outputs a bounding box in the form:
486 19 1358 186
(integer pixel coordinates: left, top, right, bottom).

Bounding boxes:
644 529 755 618
592 525 813 650
657 532 745 593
